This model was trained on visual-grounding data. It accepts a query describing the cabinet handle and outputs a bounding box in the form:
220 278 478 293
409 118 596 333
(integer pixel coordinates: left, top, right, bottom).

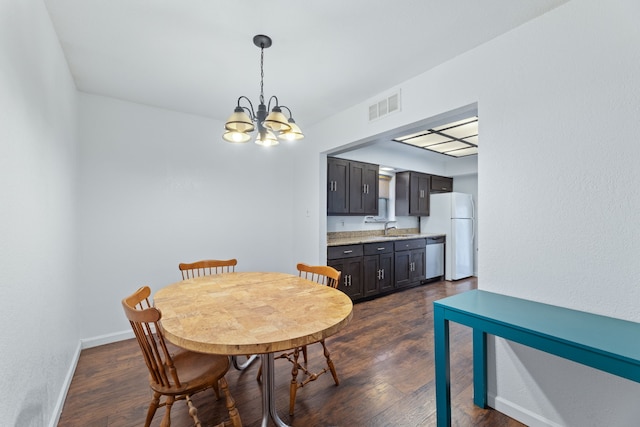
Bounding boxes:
343 250 353 254
333 181 337 192
366 184 369 194
348 275 352 287
377 269 381 280
381 269 384 280
344 275 349 287
377 247 385 251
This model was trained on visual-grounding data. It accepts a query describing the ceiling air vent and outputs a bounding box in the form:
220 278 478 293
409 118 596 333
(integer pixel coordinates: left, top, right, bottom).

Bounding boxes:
368 90 401 122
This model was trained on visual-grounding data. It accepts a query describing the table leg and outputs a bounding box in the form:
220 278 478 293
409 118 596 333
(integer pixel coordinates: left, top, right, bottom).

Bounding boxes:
473 329 487 408
434 305 451 427
260 353 290 427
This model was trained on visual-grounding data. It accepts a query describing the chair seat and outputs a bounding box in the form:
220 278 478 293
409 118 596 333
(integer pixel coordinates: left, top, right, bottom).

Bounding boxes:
150 350 230 396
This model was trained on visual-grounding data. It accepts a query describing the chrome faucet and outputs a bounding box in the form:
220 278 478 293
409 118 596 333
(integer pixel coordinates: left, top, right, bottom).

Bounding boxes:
384 222 397 236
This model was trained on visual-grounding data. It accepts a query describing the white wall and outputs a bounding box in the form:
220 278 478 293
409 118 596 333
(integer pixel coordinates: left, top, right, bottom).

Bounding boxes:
296 1 640 425
0 0 79 425
77 93 299 341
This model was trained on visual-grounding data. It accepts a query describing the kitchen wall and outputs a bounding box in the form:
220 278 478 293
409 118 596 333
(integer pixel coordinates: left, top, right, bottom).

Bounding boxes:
0 0 79 425
297 0 640 425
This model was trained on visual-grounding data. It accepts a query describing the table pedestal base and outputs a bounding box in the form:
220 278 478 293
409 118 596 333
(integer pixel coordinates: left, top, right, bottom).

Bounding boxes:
260 353 290 427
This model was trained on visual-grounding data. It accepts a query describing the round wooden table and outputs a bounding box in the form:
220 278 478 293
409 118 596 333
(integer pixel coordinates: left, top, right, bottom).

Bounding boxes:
154 272 354 427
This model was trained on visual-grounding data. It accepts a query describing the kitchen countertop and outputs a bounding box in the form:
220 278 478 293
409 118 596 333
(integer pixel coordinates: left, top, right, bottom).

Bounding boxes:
327 229 445 247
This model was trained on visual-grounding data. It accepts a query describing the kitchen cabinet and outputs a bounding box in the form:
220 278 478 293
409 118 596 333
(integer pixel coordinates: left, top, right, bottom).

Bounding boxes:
327 157 350 214
430 175 453 193
327 244 364 300
395 171 430 216
327 157 379 215
394 238 426 289
363 241 394 297
349 161 378 215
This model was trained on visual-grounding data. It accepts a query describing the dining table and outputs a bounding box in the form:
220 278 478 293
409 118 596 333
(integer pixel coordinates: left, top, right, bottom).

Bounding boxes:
153 271 354 427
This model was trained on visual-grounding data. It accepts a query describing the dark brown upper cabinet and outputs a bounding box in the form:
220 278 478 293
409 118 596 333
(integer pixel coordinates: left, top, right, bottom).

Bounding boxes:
327 157 378 216
430 175 453 193
395 171 430 216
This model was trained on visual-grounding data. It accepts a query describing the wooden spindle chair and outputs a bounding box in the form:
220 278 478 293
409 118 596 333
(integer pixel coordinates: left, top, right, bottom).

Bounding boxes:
178 259 256 371
258 263 342 415
178 259 237 279
122 286 242 427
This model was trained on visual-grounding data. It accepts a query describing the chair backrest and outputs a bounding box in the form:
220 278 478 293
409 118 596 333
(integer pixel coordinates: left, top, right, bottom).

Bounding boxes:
296 263 341 288
178 259 237 279
122 286 182 389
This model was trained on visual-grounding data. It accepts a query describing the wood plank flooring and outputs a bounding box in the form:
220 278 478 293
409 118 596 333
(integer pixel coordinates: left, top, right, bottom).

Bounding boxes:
58 278 525 427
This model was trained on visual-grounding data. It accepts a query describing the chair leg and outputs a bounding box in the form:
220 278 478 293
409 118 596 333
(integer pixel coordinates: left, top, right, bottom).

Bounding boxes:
220 376 242 427
256 362 262 382
185 395 202 427
160 395 175 427
321 340 340 385
302 345 308 364
289 347 301 415
145 391 161 427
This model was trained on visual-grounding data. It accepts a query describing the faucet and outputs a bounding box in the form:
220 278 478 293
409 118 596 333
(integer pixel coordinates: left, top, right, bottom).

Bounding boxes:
384 221 397 236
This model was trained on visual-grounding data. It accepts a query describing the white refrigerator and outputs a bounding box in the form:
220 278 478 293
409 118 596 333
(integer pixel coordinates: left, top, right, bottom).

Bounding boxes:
421 192 475 280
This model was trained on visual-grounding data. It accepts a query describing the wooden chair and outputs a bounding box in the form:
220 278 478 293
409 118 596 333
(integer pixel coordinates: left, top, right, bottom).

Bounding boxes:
178 259 256 371
259 263 342 415
122 286 242 427
178 258 237 279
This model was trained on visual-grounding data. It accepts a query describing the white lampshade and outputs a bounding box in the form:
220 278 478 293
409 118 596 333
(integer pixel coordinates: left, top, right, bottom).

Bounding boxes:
225 108 255 133
255 130 279 147
263 108 291 132
279 120 304 141
223 130 251 143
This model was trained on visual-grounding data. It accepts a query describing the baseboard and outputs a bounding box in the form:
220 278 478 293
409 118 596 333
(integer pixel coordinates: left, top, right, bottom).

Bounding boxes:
80 329 134 349
488 392 563 427
48 341 81 427
48 331 134 426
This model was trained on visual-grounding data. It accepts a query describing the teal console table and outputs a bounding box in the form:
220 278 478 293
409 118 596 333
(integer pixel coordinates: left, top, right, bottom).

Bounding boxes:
433 289 640 426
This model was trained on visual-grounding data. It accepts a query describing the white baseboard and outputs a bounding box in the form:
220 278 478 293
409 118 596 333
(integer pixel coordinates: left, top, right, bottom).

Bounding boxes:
489 392 563 427
80 329 134 349
48 341 81 427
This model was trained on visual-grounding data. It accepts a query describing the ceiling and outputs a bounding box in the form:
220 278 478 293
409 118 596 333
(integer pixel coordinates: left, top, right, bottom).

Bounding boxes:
44 1 568 128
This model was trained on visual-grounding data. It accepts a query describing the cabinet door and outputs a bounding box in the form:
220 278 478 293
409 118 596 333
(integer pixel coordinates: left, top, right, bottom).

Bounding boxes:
394 250 412 289
327 158 349 215
410 247 426 283
348 162 365 214
379 252 394 292
329 257 364 300
430 175 453 193
410 172 430 216
362 163 379 215
363 255 380 298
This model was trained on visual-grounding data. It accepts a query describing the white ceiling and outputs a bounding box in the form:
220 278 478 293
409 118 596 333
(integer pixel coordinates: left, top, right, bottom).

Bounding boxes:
44 0 568 127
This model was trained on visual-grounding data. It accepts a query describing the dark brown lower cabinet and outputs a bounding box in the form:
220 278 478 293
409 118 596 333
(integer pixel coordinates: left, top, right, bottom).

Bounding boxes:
329 237 427 302
394 239 426 289
363 241 394 298
327 244 364 300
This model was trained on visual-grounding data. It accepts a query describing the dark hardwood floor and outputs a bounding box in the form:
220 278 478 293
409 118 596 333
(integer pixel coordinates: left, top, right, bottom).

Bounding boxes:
58 278 525 427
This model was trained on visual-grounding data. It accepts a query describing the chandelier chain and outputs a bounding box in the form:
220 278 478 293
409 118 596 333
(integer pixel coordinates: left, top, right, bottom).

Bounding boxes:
259 44 265 105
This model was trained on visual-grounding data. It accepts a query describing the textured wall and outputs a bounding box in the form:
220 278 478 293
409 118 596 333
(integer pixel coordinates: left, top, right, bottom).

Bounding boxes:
302 0 640 425
0 0 79 425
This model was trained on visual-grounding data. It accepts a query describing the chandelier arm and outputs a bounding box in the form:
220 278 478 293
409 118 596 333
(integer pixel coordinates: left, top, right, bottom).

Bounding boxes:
237 96 256 121
266 96 280 111
279 105 293 118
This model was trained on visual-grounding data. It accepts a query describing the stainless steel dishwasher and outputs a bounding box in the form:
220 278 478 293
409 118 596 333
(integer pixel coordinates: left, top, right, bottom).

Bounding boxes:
425 236 445 279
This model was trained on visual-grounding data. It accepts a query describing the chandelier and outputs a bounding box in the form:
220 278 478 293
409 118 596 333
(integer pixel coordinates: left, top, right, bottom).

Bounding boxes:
223 35 304 146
